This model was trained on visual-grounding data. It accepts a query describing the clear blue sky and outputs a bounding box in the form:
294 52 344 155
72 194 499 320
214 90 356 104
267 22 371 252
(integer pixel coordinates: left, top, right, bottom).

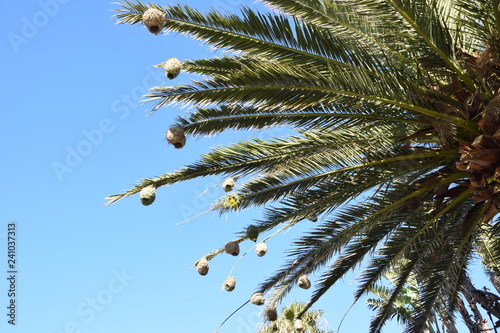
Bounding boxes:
0 1 494 333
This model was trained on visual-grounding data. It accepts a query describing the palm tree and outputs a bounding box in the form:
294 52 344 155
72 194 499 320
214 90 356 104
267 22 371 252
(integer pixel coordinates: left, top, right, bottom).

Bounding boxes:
258 302 333 333
366 264 454 333
366 269 422 329
367 268 500 333
108 0 500 332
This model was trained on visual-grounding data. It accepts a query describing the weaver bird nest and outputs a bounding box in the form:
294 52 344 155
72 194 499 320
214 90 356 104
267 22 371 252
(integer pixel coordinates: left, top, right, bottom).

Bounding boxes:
250 292 265 305
139 185 156 206
222 177 236 192
224 276 236 292
142 7 165 34
224 241 240 256
297 275 311 290
256 241 268 257
265 306 278 321
294 319 304 331
154 58 182 79
166 126 186 149
196 258 209 276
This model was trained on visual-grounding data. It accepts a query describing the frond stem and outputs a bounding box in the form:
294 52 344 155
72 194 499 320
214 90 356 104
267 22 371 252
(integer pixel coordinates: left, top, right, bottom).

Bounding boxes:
166 16 373 75
155 85 480 133
242 150 459 202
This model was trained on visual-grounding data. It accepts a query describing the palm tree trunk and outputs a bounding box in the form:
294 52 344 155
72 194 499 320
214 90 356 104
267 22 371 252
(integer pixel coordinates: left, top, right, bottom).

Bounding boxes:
456 297 480 333
462 276 500 320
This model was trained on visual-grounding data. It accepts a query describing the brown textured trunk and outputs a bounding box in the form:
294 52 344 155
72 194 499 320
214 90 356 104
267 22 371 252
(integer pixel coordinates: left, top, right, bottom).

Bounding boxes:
456 296 481 333
462 276 500 320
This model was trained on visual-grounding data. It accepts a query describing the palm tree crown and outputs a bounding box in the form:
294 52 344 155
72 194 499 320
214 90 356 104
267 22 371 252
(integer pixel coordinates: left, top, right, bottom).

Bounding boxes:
109 0 500 331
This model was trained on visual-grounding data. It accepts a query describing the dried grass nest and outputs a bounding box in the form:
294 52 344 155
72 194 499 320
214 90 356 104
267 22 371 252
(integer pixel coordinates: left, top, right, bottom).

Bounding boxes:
196 258 209 276
250 292 265 305
294 319 304 331
297 274 311 289
166 126 186 149
224 241 240 256
139 185 156 206
155 58 182 79
224 276 236 292
222 177 236 192
256 241 268 257
265 306 278 321
142 7 166 34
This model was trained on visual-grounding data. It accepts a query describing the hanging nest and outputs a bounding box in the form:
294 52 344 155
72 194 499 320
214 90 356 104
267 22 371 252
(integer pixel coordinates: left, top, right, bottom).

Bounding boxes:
222 177 236 192
265 306 278 321
166 126 186 149
164 58 182 79
224 241 240 256
294 319 304 331
306 213 318 222
224 276 236 292
196 258 209 276
142 7 166 34
250 292 265 305
139 185 156 206
216 193 241 210
246 225 259 242
155 58 182 79
298 274 311 289
256 241 268 257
